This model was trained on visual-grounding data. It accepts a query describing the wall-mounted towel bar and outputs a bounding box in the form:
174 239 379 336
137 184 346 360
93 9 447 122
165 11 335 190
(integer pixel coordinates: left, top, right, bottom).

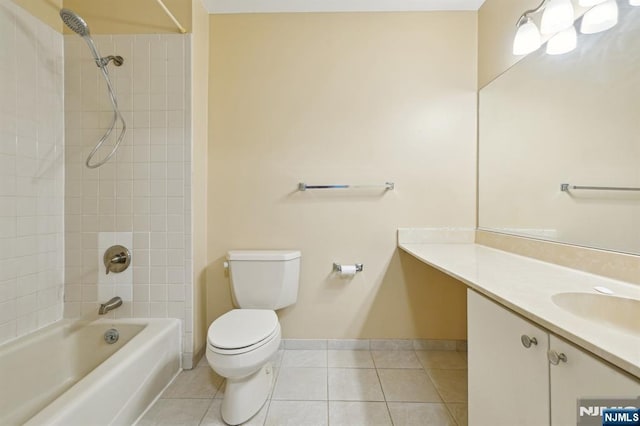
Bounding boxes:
298 182 394 191
561 183 640 192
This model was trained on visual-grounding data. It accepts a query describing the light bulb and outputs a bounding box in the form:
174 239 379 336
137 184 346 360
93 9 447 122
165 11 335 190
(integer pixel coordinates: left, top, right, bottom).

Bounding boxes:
630 0 640 6
580 0 618 34
513 18 542 55
541 0 575 34
546 25 577 55
579 0 606 6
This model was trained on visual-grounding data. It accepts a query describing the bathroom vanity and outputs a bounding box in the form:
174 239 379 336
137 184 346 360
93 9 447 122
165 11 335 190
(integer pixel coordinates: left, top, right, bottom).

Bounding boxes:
397 234 640 426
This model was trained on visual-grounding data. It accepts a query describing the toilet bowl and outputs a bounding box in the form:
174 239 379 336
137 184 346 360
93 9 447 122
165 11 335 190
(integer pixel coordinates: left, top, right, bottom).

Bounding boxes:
206 309 281 425
205 250 300 425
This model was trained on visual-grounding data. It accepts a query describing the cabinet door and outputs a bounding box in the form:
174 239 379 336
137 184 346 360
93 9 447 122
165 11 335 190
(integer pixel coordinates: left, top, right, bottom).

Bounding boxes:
468 290 550 426
549 335 640 426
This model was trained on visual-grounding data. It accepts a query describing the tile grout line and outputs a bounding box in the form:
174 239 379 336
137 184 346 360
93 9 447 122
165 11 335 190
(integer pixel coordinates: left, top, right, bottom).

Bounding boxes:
373 353 394 426
325 347 330 425
263 349 285 425
424 366 461 426
196 396 216 426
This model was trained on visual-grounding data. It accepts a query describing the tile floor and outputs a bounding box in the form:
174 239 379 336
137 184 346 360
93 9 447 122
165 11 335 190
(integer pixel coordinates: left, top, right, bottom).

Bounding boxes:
138 348 468 426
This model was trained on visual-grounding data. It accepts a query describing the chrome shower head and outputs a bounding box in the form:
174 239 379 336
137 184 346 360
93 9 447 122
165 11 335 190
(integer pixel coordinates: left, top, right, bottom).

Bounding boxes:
60 8 90 37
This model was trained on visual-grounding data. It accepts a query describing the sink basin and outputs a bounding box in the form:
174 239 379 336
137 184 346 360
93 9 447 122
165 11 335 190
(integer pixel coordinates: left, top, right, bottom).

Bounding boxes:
551 292 640 336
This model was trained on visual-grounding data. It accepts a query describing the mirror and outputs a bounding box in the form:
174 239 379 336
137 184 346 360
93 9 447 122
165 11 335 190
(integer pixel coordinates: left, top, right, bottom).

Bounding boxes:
478 1 640 255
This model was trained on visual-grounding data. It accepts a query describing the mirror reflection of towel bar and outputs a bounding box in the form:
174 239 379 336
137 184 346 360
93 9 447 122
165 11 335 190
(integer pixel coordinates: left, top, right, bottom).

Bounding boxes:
561 183 640 192
298 182 394 191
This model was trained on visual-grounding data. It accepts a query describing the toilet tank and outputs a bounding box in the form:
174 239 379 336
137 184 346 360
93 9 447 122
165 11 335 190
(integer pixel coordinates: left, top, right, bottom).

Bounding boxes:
227 250 301 310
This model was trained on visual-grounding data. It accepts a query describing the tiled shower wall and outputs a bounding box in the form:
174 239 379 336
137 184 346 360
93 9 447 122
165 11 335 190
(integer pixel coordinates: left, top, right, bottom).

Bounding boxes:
0 1 65 344
63 34 193 361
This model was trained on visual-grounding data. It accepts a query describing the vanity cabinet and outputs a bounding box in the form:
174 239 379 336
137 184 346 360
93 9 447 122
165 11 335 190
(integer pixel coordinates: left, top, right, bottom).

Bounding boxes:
549 336 640 425
468 289 640 426
468 289 550 426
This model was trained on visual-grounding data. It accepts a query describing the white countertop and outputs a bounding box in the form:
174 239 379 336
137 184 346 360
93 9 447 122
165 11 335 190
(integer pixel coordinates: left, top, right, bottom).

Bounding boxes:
398 241 640 378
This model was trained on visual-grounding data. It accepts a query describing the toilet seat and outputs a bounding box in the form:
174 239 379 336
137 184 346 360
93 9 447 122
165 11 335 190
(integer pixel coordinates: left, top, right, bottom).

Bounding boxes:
208 309 279 355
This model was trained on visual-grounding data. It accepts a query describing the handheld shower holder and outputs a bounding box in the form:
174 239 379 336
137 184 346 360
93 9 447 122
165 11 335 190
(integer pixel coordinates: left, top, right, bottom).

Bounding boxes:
96 55 124 68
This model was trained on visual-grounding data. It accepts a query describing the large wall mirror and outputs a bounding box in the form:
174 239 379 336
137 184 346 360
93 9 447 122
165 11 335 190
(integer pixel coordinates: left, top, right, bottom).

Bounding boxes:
479 1 640 255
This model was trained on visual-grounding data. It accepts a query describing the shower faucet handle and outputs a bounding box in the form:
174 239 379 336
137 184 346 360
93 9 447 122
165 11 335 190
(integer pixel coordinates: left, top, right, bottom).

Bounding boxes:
104 245 131 275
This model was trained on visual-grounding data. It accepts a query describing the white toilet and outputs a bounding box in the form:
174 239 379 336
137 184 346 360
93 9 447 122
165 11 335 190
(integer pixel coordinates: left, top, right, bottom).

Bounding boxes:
206 250 301 425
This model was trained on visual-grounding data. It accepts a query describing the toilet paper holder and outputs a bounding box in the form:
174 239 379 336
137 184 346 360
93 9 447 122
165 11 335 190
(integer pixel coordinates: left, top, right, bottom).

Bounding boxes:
333 263 364 273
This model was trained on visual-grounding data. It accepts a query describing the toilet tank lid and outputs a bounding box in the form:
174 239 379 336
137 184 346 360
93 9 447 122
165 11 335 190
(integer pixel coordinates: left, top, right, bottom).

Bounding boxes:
227 250 301 261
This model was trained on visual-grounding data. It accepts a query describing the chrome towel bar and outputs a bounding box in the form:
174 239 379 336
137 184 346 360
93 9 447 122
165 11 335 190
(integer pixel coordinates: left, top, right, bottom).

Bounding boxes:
561 183 640 192
298 182 394 191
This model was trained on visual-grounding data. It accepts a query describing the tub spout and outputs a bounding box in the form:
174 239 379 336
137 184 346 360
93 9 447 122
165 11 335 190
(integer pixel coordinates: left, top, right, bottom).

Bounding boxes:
99 296 122 315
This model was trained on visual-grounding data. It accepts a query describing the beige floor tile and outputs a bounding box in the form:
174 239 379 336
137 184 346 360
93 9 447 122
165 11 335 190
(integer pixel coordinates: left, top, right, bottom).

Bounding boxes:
328 368 384 401
372 350 422 369
387 402 456 426
162 367 223 399
328 350 374 368
447 403 468 426
416 351 467 370
137 398 211 426
265 401 328 426
377 369 442 403
329 401 392 426
281 349 327 368
427 369 468 403
196 355 209 368
272 367 327 400
199 398 269 426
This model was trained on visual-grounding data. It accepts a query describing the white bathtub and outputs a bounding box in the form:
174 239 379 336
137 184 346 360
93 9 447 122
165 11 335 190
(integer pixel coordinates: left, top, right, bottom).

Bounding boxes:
0 318 181 426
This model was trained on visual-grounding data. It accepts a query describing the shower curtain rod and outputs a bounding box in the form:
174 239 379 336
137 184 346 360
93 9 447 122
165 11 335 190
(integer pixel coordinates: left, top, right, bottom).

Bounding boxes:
155 0 187 34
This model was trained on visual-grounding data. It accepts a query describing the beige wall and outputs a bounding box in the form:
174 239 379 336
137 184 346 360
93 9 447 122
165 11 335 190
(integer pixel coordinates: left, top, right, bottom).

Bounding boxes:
207 12 476 339
62 0 191 34
11 0 62 31
191 0 209 361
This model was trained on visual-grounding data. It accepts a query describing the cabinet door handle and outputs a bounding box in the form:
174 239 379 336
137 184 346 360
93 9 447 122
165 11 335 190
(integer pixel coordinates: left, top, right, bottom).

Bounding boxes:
521 335 538 348
547 350 568 365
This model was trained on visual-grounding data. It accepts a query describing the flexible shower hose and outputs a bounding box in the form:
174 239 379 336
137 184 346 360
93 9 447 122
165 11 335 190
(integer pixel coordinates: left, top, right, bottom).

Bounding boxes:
85 63 127 169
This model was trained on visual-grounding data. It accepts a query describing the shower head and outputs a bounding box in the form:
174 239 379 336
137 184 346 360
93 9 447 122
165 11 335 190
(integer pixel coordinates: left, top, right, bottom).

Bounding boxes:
60 8 90 37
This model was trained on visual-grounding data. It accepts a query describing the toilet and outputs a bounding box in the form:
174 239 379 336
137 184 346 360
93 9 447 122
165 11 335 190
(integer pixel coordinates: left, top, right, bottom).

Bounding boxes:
206 250 301 425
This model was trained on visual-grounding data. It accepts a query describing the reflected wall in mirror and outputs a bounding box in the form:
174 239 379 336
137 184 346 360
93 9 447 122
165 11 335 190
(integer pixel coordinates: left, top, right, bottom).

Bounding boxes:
479 1 640 255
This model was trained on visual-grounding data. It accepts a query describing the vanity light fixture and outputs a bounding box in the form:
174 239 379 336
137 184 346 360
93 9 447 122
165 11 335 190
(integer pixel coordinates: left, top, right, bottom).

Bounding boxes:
631 0 640 5
513 0 625 57
513 16 543 55
546 25 578 54
540 0 575 34
581 0 619 33
513 0 546 55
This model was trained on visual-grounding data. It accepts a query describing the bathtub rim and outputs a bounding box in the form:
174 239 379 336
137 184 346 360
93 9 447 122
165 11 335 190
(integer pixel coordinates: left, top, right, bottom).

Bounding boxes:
23 317 182 426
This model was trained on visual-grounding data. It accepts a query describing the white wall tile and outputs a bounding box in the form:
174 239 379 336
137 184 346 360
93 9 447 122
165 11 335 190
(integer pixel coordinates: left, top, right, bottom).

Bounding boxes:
62 32 192 355
0 0 64 345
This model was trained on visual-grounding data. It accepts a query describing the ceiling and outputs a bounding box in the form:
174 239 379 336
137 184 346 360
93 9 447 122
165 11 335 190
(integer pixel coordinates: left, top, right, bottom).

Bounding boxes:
204 0 486 14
